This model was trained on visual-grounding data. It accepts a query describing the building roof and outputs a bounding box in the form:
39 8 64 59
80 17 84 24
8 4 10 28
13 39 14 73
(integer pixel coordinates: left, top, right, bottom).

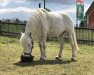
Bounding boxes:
86 1 94 15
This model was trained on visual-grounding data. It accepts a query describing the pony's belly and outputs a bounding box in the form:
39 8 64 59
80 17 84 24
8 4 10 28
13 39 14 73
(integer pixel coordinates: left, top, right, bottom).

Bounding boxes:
47 31 61 37
47 25 64 37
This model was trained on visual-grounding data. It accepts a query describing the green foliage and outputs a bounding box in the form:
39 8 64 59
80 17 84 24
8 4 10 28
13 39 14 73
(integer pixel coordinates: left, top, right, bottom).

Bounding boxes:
45 8 51 12
79 21 84 27
0 36 94 75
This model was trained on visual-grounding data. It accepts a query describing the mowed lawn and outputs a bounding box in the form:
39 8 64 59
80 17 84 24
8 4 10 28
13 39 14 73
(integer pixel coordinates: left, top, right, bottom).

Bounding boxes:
0 36 94 75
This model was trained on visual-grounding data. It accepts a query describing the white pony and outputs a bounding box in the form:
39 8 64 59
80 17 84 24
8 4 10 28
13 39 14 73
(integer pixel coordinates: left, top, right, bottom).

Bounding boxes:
20 8 79 62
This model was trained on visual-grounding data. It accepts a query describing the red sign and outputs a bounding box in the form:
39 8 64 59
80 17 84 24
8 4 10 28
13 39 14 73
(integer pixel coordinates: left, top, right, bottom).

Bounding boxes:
77 0 83 3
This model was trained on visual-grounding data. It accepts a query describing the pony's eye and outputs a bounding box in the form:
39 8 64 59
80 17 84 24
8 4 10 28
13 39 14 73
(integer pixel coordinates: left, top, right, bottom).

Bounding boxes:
28 44 31 48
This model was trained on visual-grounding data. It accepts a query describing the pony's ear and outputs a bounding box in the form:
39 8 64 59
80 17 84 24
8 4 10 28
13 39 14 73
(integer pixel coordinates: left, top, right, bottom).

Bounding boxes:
20 32 24 35
20 33 25 37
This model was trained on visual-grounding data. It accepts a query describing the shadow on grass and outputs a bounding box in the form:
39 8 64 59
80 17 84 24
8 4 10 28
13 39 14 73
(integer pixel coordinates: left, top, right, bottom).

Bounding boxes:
14 59 74 67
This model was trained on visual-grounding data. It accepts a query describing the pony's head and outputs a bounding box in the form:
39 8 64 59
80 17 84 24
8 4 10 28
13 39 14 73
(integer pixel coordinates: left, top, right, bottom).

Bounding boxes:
20 33 34 62
20 33 33 55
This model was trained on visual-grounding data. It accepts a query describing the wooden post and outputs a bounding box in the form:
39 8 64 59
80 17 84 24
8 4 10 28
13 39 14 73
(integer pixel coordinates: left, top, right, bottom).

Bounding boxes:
44 0 45 9
0 20 2 35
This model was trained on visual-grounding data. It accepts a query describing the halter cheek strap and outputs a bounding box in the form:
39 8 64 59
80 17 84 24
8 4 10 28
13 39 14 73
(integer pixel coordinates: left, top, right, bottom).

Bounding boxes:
27 32 34 50
22 53 31 57
24 32 34 55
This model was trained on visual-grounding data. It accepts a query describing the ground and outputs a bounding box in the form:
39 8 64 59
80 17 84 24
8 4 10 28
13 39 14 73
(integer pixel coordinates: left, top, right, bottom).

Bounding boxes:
0 36 94 75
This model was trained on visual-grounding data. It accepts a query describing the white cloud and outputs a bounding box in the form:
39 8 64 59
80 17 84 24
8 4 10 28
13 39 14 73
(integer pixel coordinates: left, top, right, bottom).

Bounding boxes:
84 3 91 13
56 6 76 14
0 0 8 7
0 0 6 2
15 0 26 4
0 7 35 13
27 0 75 5
63 7 76 14
58 2 91 14
0 0 12 2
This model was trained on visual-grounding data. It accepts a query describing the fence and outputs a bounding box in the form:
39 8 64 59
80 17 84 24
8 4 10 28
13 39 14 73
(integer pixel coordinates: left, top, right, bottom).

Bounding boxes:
0 22 94 45
0 22 26 36
75 27 94 45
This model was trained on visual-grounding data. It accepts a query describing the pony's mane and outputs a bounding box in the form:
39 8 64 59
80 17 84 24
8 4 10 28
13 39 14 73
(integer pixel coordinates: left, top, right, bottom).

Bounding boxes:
38 8 49 14
25 9 49 41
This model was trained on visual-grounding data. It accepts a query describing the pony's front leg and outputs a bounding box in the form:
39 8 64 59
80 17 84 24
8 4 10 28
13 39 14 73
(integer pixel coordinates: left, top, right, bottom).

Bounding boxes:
39 36 46 61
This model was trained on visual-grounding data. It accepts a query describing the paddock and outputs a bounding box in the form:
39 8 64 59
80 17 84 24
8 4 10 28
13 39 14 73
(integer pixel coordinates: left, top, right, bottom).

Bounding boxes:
0 10 94 74
0 36 94 75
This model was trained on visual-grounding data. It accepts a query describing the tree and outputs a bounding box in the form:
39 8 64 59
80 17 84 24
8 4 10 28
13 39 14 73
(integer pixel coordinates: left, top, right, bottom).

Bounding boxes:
45 8 51 12
80 21 84 27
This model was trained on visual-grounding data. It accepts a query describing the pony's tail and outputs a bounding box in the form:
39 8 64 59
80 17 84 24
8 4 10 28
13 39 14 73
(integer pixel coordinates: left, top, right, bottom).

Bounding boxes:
63 14 79 51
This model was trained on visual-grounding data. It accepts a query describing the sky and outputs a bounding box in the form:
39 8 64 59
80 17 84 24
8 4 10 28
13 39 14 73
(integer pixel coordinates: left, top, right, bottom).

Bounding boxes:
0 0 94 24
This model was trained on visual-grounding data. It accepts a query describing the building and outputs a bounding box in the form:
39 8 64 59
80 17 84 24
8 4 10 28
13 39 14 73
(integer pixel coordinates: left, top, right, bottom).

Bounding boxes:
86 1 94 28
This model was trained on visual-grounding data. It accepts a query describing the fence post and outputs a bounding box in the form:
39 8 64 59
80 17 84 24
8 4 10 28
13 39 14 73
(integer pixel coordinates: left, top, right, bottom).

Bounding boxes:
0 20 2 35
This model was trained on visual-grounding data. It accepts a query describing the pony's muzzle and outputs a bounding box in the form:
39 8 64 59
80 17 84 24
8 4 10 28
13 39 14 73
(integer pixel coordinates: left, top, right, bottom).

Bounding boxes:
20 55 34 63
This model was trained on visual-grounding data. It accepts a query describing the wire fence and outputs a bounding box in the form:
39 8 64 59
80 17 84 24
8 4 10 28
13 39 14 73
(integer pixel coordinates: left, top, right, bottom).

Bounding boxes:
0 21 94 45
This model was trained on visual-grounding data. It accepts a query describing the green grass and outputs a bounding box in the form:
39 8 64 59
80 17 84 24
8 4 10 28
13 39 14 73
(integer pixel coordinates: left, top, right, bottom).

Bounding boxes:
0 36 94 75
1 23 25 33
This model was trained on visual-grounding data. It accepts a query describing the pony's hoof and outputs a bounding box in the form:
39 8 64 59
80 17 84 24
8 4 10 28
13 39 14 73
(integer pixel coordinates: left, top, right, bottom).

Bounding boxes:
71 58 77 62
40 58 46 61
55 57 61 60
20 55 34 63
55 55 62 60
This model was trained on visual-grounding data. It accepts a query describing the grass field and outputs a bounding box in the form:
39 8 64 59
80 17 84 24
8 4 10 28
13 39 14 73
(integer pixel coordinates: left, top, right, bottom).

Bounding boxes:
0 36 94 75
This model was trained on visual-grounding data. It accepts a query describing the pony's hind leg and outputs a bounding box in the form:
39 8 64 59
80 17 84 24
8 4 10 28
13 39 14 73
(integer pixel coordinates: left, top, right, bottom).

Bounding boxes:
55 33 64 59
68 30 78 61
